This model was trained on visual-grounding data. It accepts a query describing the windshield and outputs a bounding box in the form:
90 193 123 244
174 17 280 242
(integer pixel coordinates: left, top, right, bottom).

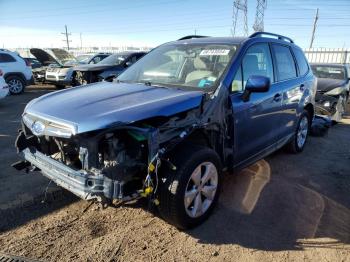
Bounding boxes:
98 53 128 65
76 55 92 63
117 43 237 91
311 65 346 80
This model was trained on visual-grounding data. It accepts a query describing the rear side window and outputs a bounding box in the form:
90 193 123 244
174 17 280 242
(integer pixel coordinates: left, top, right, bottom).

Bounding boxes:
0 53 16 63
293 48 309 76
272 44 297 81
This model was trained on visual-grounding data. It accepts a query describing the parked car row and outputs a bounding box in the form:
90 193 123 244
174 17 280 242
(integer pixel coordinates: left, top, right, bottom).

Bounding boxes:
14 32 321 229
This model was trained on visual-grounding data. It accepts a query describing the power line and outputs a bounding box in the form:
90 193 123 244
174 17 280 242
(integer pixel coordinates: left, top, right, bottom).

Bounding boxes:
0 0 187 20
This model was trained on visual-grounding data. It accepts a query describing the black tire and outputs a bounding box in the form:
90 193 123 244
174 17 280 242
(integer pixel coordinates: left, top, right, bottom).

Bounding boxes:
6 75 25 94
287 110 310 153
158 145 221 229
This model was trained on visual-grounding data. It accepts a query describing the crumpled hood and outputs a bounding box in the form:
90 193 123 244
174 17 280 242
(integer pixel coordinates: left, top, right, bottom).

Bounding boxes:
25 82 204 134
73 64 117 72
316 78 347 92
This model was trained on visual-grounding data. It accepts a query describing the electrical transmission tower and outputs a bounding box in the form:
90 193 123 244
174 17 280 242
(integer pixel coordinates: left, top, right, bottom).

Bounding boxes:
232 0 248 37
253 0 267 32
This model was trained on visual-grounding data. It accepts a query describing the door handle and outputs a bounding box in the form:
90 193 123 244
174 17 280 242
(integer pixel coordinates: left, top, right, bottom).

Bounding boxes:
273 93 282 102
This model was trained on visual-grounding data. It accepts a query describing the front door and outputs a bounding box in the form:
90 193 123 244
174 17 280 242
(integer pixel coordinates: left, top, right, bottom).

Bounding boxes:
229 43 282 166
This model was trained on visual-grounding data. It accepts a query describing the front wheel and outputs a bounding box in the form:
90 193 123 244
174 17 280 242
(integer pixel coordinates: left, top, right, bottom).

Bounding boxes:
158 146 221 229
287 110 310 153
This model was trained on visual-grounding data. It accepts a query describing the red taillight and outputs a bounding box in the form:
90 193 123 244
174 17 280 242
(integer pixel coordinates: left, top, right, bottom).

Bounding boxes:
0 69 3 76
25 59 31 67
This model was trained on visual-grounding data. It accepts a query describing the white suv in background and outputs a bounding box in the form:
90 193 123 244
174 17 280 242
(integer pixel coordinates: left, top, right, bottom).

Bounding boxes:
0 69 9 99
0 49 34 94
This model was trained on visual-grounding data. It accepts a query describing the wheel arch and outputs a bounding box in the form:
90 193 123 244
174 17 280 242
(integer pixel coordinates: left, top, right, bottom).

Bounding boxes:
304 103 314 123
4 72 27 83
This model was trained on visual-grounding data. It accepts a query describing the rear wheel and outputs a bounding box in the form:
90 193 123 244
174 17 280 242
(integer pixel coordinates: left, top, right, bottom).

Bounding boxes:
158 145 221 229
287 110 310 153
6 75 25 94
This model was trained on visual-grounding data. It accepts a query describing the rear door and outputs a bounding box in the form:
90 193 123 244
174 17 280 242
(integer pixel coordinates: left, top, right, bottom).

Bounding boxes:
271 44 304 139
230 42 282 166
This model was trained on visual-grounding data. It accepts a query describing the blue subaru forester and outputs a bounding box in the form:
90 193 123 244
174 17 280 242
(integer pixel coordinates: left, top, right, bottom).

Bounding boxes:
15 32 316 228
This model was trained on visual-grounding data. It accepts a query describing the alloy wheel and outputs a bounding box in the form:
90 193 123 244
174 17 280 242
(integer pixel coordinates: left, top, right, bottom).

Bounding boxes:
184 162 218 218
8 79 23 94
297 116 308 148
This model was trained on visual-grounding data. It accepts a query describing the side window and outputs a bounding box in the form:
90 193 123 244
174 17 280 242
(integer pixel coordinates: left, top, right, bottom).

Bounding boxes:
242 43 274 87
0 53 16 63
293 48 309 76
231 43 273 92
92 56 102 64
272 45 297 81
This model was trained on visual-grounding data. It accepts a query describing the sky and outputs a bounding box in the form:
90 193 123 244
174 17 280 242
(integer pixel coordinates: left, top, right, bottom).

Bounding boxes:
0 0 349 49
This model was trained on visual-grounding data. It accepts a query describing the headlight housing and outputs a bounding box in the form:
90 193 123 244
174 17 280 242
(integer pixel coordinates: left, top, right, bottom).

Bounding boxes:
324 86 346 96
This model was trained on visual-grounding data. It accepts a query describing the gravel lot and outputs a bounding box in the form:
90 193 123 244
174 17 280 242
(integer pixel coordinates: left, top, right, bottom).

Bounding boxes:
0 85 349 262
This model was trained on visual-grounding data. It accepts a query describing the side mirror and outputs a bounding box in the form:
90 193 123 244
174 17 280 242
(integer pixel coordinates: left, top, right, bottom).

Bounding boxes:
242 75 270 102
125 61 132 67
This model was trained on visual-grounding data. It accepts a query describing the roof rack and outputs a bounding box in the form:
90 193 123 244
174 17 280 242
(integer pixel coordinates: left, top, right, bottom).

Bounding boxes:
249 32 294 43
177 35 209 41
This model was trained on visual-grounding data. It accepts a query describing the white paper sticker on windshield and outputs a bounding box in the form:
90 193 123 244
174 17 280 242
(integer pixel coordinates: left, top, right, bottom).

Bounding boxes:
200 49 230 56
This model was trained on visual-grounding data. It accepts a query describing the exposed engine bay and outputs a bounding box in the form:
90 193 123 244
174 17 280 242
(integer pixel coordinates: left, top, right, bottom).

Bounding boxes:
73 70 104 85
14 105 220 205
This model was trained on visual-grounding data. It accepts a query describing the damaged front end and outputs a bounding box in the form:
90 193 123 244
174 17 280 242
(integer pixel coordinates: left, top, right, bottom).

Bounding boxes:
315 93 346 122
14 108 204 203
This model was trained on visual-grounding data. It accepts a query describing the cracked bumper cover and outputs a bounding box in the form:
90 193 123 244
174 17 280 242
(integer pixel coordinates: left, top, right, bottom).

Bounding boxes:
20 147 123 201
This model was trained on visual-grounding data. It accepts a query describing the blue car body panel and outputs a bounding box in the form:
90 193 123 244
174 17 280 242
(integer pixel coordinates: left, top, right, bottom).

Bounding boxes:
25 82 204 133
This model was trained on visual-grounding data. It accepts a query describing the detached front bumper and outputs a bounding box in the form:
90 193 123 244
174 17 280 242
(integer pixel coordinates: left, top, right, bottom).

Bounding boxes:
20 147 123 201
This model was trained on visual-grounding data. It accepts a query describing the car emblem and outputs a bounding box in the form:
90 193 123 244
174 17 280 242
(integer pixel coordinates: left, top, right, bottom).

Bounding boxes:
32 121 45 136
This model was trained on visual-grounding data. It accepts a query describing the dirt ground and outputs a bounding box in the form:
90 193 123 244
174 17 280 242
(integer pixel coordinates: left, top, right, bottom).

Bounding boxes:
0 85 349 262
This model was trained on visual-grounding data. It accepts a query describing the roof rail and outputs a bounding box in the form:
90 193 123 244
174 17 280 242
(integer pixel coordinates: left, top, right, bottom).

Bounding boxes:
177 35 209 41
249 32 294 43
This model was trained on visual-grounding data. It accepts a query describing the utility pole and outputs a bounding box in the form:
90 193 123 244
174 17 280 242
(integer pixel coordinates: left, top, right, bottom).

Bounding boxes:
232 0 248 36
80 33 83 49
309 8 319 48
253 0 267 32
61 25 72 50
